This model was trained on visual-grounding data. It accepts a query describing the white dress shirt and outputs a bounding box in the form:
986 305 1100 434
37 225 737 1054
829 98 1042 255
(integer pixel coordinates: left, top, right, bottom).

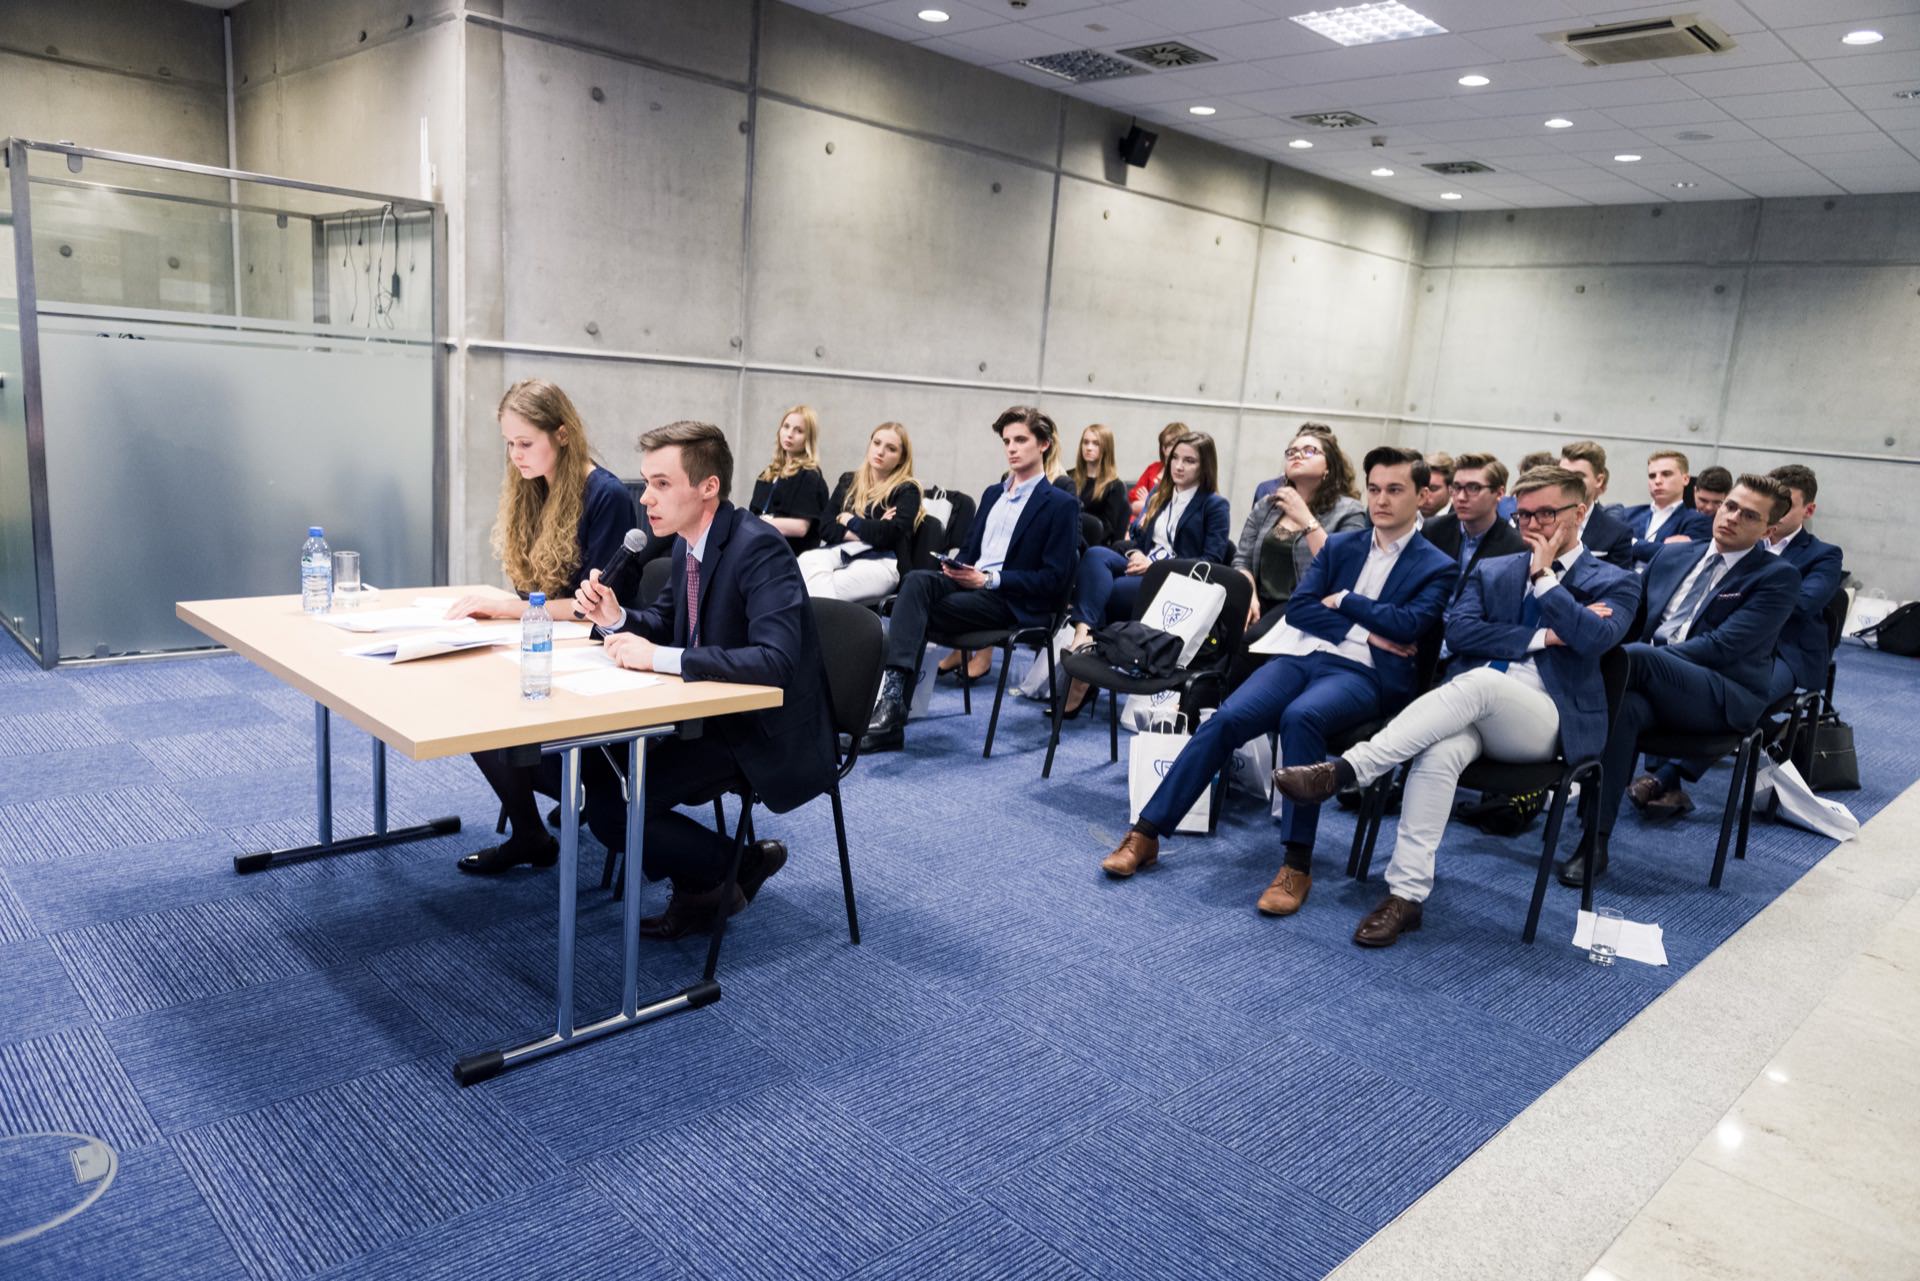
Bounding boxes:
1642 499 1685 543
1150 487 1195 557
1270 525 1418 668
646 517 715 676
1654 540 1755 644
1503 543 1586 696
977 472 1044 588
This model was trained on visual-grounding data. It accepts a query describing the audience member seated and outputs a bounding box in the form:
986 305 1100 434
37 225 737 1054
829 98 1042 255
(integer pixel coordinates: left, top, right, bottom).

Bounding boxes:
573 421 835 938
1419 451 1455 525
1558 441 1637 570
1620 449 1712 565
862 406 1081 751
1099 447 1456 918
1497 451 1558 521
749 404 832 555
1562 474 1801 884
1070 423 1131 549
798 420 924 604
1230 425 1367 676
1274 466 1641 946
1419 452 1526 591
1128 421 1189 522
452 378 637 876
1693 465 1733 518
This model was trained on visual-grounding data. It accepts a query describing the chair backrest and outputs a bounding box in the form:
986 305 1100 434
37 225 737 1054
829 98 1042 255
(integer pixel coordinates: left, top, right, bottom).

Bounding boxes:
943 490 978 555
812 598 886 769
906 516 946 575
1078 511 1105 551
1600 647 1630 721
1823 579 1850 651
639 555 672 604
1130 559 1253 674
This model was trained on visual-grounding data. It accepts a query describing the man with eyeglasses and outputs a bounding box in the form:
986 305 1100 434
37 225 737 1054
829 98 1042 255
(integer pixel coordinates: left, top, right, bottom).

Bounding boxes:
1418 452 1455 524
1418 452 1526 599
1274 467 1640 946
1559 474 1801 885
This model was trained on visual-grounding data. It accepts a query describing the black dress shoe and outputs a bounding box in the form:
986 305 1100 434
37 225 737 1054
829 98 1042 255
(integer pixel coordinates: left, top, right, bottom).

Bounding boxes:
1556 833 1609 887
737 840 788 902
865 670 910 738
457 835 559 876
857 727 905 754
639 882 747 940
547 805 562 828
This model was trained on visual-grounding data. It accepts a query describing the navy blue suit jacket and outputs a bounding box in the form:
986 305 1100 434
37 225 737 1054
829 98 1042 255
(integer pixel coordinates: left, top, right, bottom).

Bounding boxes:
1770 528 1845 691
1130 491 1232 565
1283 528 1458 707
963 476 1081 628
1446 551 1642 765
1636 540 1801 728
1580 505 1636 570
617 502 835 814
1621 503 1713 564
1422 511 1527 599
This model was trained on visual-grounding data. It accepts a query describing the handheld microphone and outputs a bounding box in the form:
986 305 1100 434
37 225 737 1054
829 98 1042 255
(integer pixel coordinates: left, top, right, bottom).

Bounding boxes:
576 528 648 619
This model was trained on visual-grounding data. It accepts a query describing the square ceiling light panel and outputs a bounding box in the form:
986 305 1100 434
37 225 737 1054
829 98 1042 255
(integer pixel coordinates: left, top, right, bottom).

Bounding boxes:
1290 3 1447 48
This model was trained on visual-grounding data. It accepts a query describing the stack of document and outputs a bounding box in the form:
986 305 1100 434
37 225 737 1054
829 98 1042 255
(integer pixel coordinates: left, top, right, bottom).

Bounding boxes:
344 614 591 663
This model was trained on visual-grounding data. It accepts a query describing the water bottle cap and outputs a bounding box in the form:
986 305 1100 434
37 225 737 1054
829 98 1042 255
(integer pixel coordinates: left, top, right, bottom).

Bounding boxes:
308 526 324 537
529 592 546 606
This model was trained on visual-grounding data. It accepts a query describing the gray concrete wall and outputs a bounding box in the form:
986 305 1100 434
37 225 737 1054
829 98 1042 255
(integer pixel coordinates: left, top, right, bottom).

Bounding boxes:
1406 194 1920 596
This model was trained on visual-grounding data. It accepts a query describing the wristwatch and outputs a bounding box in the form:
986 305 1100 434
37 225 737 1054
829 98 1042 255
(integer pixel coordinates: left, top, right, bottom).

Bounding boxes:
1529 566 1552 583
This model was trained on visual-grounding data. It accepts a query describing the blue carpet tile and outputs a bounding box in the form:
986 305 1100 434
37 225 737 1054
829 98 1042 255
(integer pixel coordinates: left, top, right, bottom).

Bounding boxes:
0 642 1915 1279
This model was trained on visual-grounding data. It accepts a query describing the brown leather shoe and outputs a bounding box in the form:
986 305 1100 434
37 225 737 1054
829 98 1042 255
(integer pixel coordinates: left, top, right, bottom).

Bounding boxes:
1273 761 1343 804
1101 830 1159 878
1626 774 1665 811
639 882 748 940
1353 894 1422 947
1256 866 1312 916
1642 785 1696 820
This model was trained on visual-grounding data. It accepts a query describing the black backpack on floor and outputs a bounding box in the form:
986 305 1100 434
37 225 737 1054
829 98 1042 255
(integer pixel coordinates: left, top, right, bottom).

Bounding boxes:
1855 602 1920 656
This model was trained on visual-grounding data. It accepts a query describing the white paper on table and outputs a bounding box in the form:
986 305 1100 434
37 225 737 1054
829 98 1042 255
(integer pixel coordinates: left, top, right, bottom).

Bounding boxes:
412 596 463 611
317 606 475 634
1572 910 1668 967
554 668 660 695
344 630 501 663
494 646 614 673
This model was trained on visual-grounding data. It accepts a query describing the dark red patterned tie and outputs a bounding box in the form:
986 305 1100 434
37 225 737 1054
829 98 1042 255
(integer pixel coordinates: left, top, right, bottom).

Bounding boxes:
685 554 701 647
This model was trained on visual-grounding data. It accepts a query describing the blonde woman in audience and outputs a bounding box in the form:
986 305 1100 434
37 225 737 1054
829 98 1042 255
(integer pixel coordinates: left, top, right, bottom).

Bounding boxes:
749 404 832 554
798 421 925 603
1070 423 1130 548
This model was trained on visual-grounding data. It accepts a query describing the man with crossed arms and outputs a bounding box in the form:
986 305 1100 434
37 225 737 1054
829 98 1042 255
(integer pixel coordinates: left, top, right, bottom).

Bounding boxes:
1273 466 1641 946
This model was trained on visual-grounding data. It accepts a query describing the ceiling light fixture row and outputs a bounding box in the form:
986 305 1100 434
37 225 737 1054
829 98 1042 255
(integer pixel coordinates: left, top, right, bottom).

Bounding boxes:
1290 2 1446 48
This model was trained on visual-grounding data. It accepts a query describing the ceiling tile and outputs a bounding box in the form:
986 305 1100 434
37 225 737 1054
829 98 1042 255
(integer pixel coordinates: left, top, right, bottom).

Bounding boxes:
1254 34 1505 86
1561 73 1701 108
1749 111 1886 139
935 23 1085 62
1718 87 1859 120
1840 81 1920 114
1774 12 1920 58
861 0 1012 38
1726 172 1846 197
1019 7 1176 44
1739 0 1920 28
1108 0 1275 32
1600 98 1733 127
1809 47 1920 86
1779 132 1908 158
1818 160 1920 193
1179 18 1332 61
1676 60 1827 97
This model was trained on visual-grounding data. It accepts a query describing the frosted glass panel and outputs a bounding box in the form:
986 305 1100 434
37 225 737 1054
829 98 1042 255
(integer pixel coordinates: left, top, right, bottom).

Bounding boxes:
0 166 40 655
38 317 433 658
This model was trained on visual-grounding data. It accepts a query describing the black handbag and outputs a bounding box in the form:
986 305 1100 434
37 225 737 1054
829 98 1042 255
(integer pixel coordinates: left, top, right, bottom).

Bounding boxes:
1855 602 1920 656
1806 717 1861 792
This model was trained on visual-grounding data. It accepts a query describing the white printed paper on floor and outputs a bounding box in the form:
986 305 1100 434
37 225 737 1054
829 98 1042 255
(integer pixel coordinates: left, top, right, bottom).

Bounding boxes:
555 668 660 696
1572 910 1669 967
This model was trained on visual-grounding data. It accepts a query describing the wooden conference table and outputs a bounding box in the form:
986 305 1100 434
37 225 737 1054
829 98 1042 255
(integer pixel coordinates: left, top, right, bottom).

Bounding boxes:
177 586 781 1085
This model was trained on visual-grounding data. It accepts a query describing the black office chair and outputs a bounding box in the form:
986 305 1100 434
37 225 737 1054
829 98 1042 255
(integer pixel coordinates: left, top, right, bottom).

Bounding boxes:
1632 684 1795 891
1043 560 1252 778
1078 512 1105 552
638 555 671 604
1351 649 1630 943
869 516 946 617
926 585 1072 759
942 490 978 557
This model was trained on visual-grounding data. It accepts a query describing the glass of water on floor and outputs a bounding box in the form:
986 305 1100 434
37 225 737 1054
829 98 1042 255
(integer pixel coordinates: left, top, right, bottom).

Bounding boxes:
332 550 363 610
1589 906 1623 966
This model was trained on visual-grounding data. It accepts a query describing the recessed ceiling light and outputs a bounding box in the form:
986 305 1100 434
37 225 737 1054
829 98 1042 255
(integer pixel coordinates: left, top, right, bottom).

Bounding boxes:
1290 2 1446 48
1440 192 1463 200
1188 105 1217 116
1371 166 1395 176
1615 153 1642 162
1894 89 1920 100
916 8 949 22
1544 117 1573 129
1288 138 1314 149
1672 181 1697 188
1841 29 1884 45
1457 74 1490 87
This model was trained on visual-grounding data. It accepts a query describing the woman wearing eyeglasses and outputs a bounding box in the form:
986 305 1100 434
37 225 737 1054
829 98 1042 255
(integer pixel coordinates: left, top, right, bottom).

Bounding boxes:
1231 424 1366 658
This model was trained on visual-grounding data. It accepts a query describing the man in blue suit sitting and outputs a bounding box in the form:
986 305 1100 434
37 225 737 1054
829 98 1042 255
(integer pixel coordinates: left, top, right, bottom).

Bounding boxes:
575 420 836 938
1619 449 1713 566
1561 473 1802 884
1558 441 1636 570
1100 447 1457 918
863 405 1080 751
1630 463 1845 817
1273 467 1641 946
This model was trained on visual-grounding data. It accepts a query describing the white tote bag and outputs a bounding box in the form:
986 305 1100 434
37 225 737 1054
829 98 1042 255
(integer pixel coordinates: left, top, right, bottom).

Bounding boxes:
920 490 955 545
1121 686 1184 732
1015 625 1076 701
1139 565 1229 665
1128 714 1210 834
1229 734 1274 799
1754 757 1859 842
909 643 945 718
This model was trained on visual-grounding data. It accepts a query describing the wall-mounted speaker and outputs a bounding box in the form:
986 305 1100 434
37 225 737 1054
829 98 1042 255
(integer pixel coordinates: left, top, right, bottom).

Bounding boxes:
1117 124 1157 168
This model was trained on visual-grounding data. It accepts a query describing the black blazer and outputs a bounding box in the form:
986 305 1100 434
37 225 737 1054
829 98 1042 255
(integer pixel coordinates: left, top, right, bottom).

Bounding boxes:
963 477 1081 628
1635 540 1802 729
1420 512 1526 598
749 467 832 555
820 473 923 577
1580 505 1636 570
1075 477 1131 549
1129 490 1233 565
1771 528 1845 691
616 503 835 814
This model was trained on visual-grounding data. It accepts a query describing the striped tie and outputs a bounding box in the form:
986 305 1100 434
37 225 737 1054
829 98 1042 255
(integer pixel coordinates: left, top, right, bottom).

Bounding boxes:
685 553 701 648
1656 552 1722 646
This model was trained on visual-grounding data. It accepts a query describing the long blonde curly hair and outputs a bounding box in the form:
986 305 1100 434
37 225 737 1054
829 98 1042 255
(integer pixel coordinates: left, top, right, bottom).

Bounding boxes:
843 422 924 530
759 404 821 482
492 379 595 596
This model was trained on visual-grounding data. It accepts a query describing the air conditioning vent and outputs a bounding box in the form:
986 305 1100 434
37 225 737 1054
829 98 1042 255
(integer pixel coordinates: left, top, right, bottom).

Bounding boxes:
1422 160 1494 175
1117 41 1218 70
1543 14 1734 66
1290 110 1378 129
1019 49 1145 83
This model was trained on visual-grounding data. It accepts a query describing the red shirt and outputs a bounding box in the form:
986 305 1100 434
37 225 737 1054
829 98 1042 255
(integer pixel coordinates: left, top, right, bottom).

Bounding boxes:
1129 462 1163 508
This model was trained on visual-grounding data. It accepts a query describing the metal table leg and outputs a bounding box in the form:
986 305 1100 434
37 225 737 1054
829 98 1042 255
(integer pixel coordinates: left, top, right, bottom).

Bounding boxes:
233 702 461 873
453 724 717 1087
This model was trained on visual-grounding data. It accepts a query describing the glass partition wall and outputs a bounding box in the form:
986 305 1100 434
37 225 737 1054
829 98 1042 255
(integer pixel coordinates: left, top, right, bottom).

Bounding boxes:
1 139 445 666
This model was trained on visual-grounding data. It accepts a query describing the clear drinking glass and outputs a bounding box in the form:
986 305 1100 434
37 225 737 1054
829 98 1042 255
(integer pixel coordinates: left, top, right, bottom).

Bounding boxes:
1589 906 1623 966
331 550 362 609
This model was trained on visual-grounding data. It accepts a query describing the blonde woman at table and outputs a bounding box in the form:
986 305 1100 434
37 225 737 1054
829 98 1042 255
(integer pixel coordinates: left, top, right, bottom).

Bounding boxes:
452 378 637 876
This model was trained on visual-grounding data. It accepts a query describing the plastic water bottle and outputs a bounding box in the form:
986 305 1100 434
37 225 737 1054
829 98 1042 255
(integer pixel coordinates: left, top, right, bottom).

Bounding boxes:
300 527 332 614
521 592 552 701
